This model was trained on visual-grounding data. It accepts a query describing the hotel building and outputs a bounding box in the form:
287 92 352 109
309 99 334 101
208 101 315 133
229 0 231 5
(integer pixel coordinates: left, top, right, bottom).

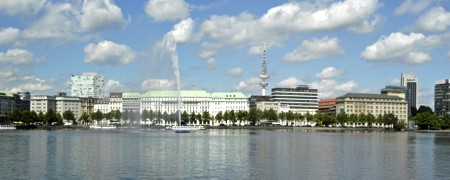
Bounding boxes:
318 97 337 115
401 73 418 113
336 93 408 123
270 85 318 114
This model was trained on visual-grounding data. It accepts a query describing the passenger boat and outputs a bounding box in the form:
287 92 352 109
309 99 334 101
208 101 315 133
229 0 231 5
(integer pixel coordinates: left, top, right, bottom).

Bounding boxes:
0 124 16 130
172 125 205 133
89 125 116 129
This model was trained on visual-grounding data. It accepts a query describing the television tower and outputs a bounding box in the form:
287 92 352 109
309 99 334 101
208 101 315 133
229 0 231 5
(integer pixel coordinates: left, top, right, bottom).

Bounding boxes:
259 43 269 96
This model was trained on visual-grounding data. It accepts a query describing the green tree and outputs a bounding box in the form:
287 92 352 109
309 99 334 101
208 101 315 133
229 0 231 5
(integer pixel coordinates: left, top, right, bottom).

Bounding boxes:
376 114 383 126
229 110 236 125
44 109 58 125
189 111 196 124
63 110 75 122
223 111 230 123
202 111 211 124
247 108 259 125
80 112 89 124
366 113 375 128
383 113 398 128
21 110 32 124
348 114 358 127
415 112 440 130
417 105 433 114
114 110 121 121
305 112 313 124
286 111 295 125
358 113 367 126
337 112 347 127
93 110 103 122
265 108 277 122
56 113 63 125
441 113 450 130
411 106 418 116
181 111 189 125
30 111 39 124
122 110 129 121
142 109 149 122
38 111 44 123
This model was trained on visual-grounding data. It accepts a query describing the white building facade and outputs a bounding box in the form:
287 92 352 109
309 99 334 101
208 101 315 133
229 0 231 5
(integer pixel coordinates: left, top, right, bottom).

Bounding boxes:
71 72 104 98
270 85 318 114
210 92 249 115
30 95 57 114
55 94 81 120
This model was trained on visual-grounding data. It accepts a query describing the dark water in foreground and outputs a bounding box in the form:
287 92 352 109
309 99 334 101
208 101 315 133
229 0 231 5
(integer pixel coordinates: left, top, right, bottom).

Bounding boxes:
0 128 449 179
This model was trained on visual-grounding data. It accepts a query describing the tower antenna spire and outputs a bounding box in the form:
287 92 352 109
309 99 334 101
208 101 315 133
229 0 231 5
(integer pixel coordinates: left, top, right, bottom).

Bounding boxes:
259 43 269 96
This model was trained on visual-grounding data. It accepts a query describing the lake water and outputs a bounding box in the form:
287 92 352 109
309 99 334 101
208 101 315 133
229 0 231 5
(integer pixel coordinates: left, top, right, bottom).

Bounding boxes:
0 128 449 179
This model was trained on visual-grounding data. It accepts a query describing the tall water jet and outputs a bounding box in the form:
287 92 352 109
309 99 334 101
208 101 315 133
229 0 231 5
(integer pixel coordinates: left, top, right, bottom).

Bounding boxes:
162 35 182 125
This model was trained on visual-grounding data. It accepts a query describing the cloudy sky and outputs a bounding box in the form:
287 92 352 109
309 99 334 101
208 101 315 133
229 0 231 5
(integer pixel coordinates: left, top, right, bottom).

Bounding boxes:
0 0 449 108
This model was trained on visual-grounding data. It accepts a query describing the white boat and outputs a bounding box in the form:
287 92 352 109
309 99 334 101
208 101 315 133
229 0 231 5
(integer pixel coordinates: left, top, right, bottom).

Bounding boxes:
172 125 205 133
0 124 16 130
89 125 116 129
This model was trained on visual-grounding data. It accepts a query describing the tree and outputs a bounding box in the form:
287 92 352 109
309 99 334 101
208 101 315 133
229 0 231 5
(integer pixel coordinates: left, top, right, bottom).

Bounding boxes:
383 113 398 129
376 114 383 126
415 112 440 130
122 110 129 121
247 108 259 125
366 113 375 128
196 113 202 124
80 112 89 124
93 110 103 122
348 114 358 127
30 111 39 124
38 111 44 123
21 110 32 124
229 110 236 125
411 106 418 117
223 111 230 123
56 113 63 125
417 105 433 114
358 113 366 126
337 112 347 127
114 110 121 121
189 111 196 125
202 111 211 124
286 111 295 125
44 109 58 125
265 108 277 122
441 113 450 130
181 111 189 125
305 112 313 124
63 110 75 122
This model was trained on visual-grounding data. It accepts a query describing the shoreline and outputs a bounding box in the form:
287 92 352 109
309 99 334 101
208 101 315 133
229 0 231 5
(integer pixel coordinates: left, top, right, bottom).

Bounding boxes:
24 125 450 133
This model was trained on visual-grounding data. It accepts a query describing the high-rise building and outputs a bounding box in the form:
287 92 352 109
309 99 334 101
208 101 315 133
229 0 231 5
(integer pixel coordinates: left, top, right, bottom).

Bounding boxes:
271 85 318 114
401 73 418 112
435 79 450 117
71 72 104 98
259 44 269 96
0 91 15 123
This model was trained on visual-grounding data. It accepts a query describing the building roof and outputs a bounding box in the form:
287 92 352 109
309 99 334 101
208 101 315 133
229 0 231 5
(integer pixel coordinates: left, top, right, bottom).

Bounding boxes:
142 90 210 98
122 92 141 98
339 93 404 100
211 92 247 98
0 91 14 97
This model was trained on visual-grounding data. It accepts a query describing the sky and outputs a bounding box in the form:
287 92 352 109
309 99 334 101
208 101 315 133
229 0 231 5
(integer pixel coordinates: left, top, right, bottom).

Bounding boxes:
0 0 449 109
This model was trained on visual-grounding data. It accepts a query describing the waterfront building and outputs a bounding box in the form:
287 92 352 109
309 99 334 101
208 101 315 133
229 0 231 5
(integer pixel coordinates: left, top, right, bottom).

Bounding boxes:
109 92 123 112
336 93 408 123
16 92 30 111
249 95 271 109
381 85 407 99
30 95 57 114
271 85 318 114
401 73 418 113
141 90 210 115
435 79 450 117
80 97 97 115
55 92 81 120
93 98 110 114
210 92 248 115
122 92 141 113
318 98 337 115
70 72 104 98
0 91 15 123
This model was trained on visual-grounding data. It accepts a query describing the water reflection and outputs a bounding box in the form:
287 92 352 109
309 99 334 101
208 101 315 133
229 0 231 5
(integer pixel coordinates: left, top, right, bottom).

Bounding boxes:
0 129 449 179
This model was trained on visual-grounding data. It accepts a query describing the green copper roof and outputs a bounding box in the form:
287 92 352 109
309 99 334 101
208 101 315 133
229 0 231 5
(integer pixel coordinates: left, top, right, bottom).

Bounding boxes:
211 92 247 98
0 91 14 97
122 92 141 98
142 90 210 98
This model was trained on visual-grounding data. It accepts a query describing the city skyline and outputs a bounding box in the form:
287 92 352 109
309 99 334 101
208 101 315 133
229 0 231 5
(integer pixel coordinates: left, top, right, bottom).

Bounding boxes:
1 0 450 109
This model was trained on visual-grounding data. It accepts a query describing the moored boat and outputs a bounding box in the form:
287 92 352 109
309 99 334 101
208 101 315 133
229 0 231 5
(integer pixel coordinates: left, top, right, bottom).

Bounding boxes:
89 124 117 129
0 124 16 130
172 125 205 133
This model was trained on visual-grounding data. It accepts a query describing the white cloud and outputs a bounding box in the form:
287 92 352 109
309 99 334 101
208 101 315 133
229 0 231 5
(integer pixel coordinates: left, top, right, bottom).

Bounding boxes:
390 78 401 85
206 58 216 69
104 79 123 93
165 18 195 43
237 77 261 94
0 49 34 64
79 0 127 32
141 79 176 91
348 15 381 34
6 75 52 93
260 0 379 32
447 51 450 60
198 42 221 60
310 79 358 98
415 6 450 32
0 27 21 46
226 67 244 77
84 40 136 65
315 67 343 79
283 37 344 62
277 76 303 88
395 0 433 15
361 32 445 64
418 87 433 108
145 0 189 22
22 3 79 40
0 0 46 16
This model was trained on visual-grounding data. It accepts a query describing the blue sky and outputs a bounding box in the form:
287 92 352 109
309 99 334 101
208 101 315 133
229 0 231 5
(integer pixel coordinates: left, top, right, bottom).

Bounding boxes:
0 0 449 108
